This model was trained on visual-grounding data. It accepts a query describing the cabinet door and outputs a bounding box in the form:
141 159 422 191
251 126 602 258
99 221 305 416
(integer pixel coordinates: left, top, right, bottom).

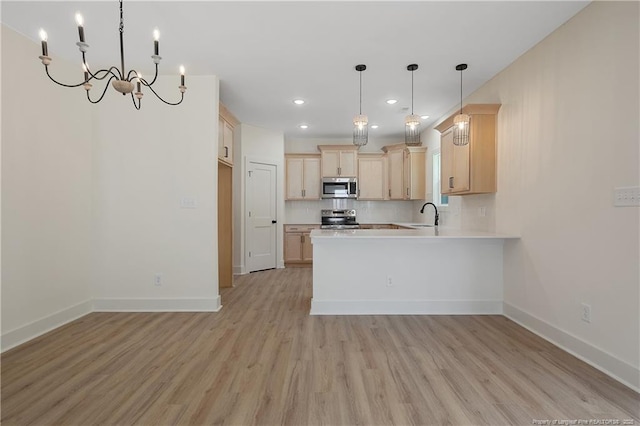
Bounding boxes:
218 117 225 160
358 156 386 200
405 150 426 200
387 149 404 200
284 233 303 262
303 157 321 199
441 127 470 194
222 120 233 164
286 157 305 200
452 139 470 193
339 151 357 177
441 130 454 194
321 151 340 177
301 233 313 261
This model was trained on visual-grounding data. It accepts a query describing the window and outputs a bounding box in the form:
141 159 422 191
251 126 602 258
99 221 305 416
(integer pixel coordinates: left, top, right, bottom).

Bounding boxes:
432 151 448 206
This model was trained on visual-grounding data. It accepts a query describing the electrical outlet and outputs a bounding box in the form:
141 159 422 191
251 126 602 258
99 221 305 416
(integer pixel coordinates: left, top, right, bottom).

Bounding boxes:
581 303 591 323
478 206 487 217
386 276 393 287
154 274 162 286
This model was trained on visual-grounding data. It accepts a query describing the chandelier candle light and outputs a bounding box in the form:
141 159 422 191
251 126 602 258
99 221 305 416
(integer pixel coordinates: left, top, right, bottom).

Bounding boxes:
353 64 368 147
38 0 186 110
405 64 421 146
453 63 470 146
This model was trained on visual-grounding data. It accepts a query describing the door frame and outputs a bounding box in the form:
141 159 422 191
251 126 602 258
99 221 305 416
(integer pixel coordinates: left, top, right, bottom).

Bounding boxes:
244 157 281 273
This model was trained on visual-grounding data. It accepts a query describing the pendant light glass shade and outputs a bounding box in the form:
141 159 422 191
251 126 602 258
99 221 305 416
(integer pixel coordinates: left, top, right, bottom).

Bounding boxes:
453 63 470 146
353 64 368 146
405 64 421 146
405 113 421 145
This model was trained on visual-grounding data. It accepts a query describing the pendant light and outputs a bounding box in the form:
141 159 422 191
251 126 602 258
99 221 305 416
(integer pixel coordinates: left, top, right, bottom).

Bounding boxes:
453 63 470 146
405 64 421 146
353 64 368 147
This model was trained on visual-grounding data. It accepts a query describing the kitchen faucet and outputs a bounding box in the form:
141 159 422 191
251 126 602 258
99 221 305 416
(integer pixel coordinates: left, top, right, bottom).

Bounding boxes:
420 202 439 226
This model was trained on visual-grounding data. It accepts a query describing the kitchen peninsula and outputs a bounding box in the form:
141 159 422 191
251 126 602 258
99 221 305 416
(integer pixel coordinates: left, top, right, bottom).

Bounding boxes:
310 227 518 315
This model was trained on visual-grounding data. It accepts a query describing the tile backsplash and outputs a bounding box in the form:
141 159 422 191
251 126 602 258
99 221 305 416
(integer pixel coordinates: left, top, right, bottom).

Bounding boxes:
285 200 415 224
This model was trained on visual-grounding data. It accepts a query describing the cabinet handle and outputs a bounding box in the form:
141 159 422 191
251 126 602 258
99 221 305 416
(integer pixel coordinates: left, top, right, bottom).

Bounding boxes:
301 235 304 243
389 189 391 197
224 146 229 158
406 187 409 197
449 176 454 189
302 189 306 197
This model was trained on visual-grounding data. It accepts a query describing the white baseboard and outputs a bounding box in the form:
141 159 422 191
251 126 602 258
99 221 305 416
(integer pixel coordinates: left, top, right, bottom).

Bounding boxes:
310 299 502 315
503 302 640 393
93 296 222 312
233 264 246 275
1 299 93 352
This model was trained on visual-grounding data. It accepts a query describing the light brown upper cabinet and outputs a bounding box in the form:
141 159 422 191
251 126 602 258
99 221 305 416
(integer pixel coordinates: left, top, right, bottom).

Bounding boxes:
382 144 427 200
285 154 321 200
318 145 358 177
435 104 501 196
219 103 239 166
357 153 387 200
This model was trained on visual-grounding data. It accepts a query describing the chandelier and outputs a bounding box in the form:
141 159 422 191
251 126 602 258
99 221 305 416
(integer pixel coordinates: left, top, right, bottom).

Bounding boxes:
38 0 186 110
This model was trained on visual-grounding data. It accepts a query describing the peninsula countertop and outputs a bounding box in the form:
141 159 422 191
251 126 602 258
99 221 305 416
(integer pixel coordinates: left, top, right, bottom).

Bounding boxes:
310 226 519 240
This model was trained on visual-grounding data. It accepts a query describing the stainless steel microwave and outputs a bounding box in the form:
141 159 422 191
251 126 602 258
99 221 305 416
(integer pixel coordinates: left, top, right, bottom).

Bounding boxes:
321 177 357 199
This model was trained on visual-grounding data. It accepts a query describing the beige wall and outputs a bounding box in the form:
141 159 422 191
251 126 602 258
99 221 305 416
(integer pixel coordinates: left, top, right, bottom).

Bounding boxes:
426 2 639 389
91 75 219 309
1 24 220 348
1 25 93 348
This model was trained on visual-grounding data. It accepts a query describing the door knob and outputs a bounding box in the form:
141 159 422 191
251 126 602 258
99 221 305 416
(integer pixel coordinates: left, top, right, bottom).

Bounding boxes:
272 220 277 224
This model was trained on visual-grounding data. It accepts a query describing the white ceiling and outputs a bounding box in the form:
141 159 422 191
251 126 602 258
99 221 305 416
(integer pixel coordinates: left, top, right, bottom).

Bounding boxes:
2 1 589 140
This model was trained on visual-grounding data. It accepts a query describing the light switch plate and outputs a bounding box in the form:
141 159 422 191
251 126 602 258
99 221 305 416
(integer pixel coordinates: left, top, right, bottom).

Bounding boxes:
614 186 640 207
180 197 198 209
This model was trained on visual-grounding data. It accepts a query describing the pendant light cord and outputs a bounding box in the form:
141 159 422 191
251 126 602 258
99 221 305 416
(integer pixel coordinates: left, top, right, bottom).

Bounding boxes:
411 69 414 114
359 70 362 115
459 68 463 115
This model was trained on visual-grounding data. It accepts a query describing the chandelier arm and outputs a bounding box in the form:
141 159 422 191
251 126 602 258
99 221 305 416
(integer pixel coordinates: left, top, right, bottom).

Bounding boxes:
86 75 117 104
130 92 141 110
125 68 140 82
145 83 184 106
147 63 159 86
85 66 122 82
44 66 90 88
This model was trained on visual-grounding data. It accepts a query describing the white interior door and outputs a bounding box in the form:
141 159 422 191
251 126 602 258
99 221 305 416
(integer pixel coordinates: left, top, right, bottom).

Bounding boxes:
246 161 277 272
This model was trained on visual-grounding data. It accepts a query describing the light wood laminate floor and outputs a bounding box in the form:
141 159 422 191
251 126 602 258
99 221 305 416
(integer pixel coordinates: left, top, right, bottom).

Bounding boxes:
2 268 638 425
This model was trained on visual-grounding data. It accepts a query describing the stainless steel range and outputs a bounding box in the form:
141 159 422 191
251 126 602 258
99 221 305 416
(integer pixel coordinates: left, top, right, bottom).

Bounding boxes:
320 209 360 229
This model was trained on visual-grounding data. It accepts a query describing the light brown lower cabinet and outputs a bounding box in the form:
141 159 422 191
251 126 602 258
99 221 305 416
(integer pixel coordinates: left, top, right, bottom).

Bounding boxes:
358 224 398 229
284 225 319 266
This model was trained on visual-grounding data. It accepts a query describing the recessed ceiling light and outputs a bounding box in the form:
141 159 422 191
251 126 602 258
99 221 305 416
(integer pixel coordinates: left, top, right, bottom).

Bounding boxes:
293 99 305 105
299 124 308 129
371 125 379 129
386 99 398 105
420 115 429 119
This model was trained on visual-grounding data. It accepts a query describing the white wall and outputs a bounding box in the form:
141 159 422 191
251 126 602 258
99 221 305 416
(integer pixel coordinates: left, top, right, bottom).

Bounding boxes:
234 123 285 273
1 25 93 348
91 75 220 311
428 2 640 389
